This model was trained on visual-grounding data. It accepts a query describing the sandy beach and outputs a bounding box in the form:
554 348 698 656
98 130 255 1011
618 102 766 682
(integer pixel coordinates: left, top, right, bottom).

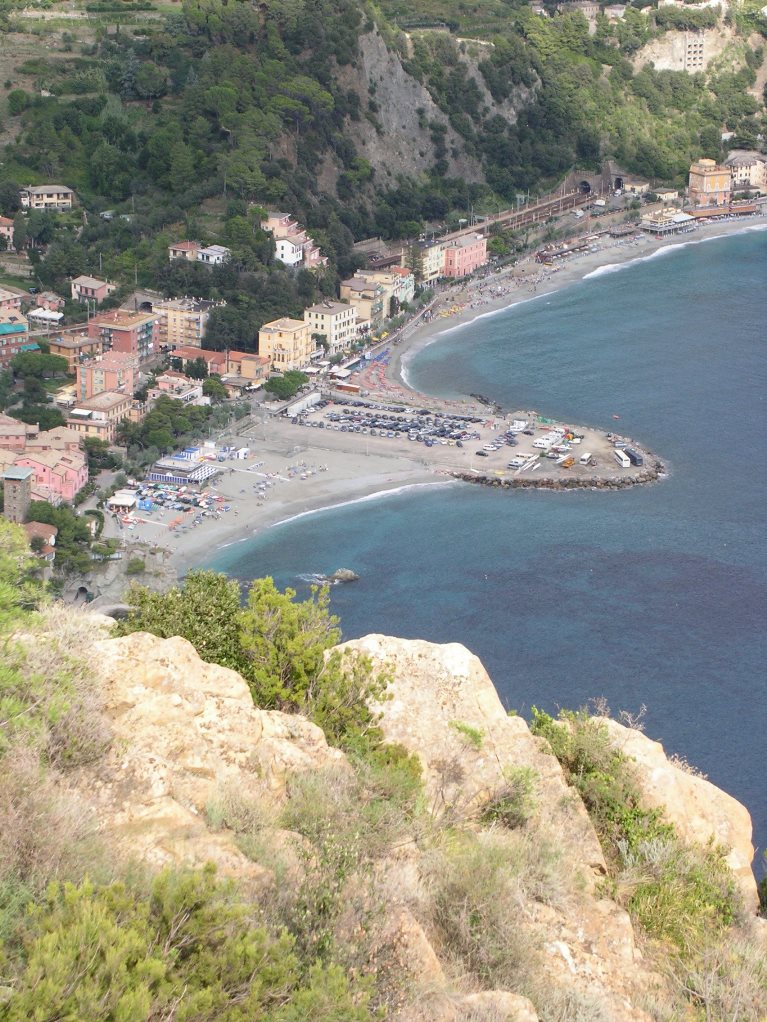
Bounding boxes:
106 214 765 580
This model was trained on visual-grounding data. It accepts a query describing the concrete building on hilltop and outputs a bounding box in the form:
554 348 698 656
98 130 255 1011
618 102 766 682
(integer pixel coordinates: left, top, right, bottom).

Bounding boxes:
197 244 230 266
167 241 231 266
0 216 13 248
688 158 731 207
168 240 202 263
265 212 327 269
258 318 314 371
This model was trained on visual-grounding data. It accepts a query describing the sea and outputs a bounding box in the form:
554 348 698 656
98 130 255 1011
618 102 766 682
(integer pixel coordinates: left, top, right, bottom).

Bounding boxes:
208 227 767 868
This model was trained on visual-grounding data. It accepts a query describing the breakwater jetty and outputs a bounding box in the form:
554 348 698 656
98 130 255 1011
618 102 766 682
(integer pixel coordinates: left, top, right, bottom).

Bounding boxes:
451 459 665 491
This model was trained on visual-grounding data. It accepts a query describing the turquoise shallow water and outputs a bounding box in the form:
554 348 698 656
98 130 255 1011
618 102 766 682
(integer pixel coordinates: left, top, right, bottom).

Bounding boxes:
209 228 767 866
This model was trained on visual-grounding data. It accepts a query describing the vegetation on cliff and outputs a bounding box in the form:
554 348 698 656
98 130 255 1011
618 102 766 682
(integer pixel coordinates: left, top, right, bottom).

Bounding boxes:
0 527 765 1020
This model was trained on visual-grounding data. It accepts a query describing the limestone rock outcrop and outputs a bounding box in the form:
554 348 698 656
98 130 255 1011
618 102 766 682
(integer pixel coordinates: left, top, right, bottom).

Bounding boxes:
51 622 759 1020
340 634 606 875
601 717 758 909
83 630 345 876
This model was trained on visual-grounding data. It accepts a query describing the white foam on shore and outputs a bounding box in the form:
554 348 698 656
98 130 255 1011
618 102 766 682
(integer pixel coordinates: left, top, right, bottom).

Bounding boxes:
583 221 767 280
399 221 766 389
269 479 459 530
400 292 548 390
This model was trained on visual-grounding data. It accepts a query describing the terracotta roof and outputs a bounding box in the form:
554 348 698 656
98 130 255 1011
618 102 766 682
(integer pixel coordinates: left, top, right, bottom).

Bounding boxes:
24 521 58 542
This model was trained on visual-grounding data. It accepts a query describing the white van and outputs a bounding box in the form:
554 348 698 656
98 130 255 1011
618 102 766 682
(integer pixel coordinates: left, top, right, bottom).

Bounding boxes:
614 449 630 468
533 436 554 449
579 452 592 466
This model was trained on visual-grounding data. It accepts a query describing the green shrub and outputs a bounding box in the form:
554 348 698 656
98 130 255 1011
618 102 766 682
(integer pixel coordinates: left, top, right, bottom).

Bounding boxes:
449 719 484 749
119 573 392 763
1 866 374 1020
530 707 741 955
125 557 145 575
482 766 538 829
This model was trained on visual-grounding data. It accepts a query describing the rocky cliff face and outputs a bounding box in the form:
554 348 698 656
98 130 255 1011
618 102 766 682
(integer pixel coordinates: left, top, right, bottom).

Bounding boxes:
80 628 345 878
67 624 761 1020
331 30 486 189
601 717 758 909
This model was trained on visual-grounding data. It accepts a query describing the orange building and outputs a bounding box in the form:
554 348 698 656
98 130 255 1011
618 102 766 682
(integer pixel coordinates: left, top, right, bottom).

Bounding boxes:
688 158 731 208
48 331 103 372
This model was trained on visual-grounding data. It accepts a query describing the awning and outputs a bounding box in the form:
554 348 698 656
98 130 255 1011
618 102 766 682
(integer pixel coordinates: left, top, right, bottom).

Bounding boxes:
28 308 64 322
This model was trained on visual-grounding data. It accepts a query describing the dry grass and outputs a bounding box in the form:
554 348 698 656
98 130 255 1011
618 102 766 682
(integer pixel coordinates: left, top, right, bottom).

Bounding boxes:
7 605 113 767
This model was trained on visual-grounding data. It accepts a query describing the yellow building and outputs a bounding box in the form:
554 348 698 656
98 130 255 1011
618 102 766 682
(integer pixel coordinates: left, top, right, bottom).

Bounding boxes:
688 158 731 208
154 297 221 350
418 241 446 284
339 278 385 333
258 318 314 371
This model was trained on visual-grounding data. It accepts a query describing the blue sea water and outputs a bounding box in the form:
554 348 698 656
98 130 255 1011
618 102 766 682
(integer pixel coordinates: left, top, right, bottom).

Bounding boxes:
209 228 767 866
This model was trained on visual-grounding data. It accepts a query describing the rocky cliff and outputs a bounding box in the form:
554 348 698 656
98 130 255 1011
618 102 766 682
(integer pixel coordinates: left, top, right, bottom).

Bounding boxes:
59 623 762 1020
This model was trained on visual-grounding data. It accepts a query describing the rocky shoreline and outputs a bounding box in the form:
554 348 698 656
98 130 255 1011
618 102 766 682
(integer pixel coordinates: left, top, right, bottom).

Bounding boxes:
451 457 666 491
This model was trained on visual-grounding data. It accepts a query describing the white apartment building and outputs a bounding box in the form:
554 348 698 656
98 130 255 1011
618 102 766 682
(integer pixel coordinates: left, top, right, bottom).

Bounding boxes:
304 301 358 356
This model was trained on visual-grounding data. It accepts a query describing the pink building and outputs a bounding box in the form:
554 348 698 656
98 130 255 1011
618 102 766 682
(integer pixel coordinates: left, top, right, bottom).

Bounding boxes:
0 413 39 451
443 234 488 278
0 287 25 312
14 448 89 503
71 275 116 305
77 351 137 401
36 291 66 312
25 426 82 454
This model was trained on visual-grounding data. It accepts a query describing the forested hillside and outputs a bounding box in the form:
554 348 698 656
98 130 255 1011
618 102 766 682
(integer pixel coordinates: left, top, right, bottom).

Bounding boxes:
0 0 764 333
